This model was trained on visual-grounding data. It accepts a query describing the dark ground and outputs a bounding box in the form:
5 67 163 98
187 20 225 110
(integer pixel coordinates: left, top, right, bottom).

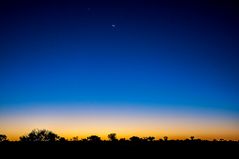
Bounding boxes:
1 141 238 158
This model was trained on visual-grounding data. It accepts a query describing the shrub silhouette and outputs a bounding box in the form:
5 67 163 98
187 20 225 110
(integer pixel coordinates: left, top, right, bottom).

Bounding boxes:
163 136 168 141
59 137 67 142
190 136 195 141
71 136 79 141
119 138 126 142
220 139 225 142
144 136 155 141
108 133 117 141
19 129 60 142
87 135 101 142
0 134 7 142
129 136 141 142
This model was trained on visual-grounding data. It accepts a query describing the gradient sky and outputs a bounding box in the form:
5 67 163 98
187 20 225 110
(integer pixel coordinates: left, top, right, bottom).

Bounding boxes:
0 0 239 140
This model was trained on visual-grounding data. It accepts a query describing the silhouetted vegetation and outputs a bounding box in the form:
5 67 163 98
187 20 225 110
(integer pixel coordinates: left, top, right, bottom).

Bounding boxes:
163 136 168 141
129 136 141 142
1 129 239 145
108 133 117 141
87 135 101 142
0 129 237 143
71 136 79 141
19 129 60 142
0 129 238 158
190 136 195 140
144 136 155 141
0 134 7 142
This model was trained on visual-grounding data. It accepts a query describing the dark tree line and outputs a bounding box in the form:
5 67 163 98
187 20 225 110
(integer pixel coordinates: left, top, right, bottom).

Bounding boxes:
0 129 238 143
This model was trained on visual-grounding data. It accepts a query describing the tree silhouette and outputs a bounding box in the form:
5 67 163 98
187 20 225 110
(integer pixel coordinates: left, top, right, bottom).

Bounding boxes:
19 129 60 142
71 136 79 141
219 139 225 142
119 138 126 142
190 136 195 141
87 135 101 142
145 136 155 142
163 136 168 141
108 133 117 141
0 134 7 142
129 136 141 142
59 137 67 142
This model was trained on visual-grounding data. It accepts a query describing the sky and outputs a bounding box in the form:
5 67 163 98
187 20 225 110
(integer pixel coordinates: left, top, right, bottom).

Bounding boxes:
0 0 239 140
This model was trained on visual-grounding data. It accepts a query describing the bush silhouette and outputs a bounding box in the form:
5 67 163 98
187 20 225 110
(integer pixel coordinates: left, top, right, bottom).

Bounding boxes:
220 139 225 142
87 135 101 142
190 136 195 141
71 136 79 141
129 136 141 142
119 138 126 141
108 133 117 141
144 136 155 141
59 137 67 142
0 134 7 142
19 129 60 142
163 136 168 141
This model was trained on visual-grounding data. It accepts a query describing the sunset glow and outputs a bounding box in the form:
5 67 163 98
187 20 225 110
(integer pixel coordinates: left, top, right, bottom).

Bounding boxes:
1 103 238 141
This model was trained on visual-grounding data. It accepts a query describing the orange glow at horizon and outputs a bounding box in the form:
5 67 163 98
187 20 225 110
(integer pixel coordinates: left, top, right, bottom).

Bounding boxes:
0 104 239 141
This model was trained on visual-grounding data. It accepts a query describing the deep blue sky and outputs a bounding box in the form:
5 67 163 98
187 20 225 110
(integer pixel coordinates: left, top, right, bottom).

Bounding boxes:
1 0 239 114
